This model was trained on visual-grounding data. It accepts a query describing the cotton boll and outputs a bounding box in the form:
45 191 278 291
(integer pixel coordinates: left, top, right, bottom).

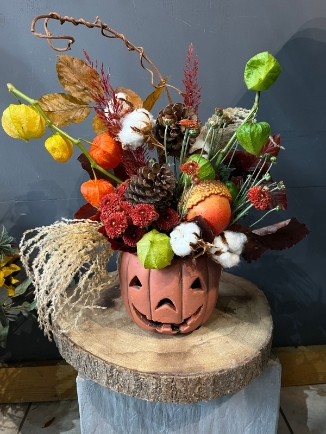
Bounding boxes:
179 222 201 237
210 236 228 254
213 251 240 268
223 231 247 255
118 109 155 149
170 222 201 257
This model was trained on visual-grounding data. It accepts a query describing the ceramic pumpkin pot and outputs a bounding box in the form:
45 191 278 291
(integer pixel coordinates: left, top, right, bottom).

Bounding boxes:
119 252 221 335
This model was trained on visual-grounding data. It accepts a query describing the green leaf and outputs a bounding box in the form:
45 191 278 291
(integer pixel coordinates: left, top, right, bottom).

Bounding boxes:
13 277 31 298
0 226 17 261
236 122 271 155
29 299 37 311
137 229 174 269
244 52 282 91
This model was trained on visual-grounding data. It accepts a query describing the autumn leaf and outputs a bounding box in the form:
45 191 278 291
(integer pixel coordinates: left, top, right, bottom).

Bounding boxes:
115 87 143 109
229 218 310 263
143 77 168 111
56 55 103 102
92 114 107 135
38 93 91 127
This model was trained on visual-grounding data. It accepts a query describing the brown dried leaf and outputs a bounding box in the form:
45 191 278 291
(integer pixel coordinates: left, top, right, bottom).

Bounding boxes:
115 87 143 109
56 55 103 102
92 114 107 135
38 93 91 127
143 77 168 111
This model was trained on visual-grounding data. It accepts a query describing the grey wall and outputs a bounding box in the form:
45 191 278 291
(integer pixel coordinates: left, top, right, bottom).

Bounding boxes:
0 0 325 361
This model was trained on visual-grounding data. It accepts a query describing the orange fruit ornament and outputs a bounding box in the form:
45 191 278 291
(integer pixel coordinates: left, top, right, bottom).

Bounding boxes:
80 179 114 209
89 133 122 170
184 180 232 235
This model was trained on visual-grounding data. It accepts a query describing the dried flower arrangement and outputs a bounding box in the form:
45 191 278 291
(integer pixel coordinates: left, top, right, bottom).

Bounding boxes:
1 13 309 336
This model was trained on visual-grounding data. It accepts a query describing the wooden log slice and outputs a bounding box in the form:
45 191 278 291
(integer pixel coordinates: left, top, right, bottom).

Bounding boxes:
54 272 273 404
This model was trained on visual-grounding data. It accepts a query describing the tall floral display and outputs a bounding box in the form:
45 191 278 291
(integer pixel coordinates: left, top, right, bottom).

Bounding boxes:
1 13 309 336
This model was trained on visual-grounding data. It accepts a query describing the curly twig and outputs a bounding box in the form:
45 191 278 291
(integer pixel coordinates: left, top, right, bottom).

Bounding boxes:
31 12 183 104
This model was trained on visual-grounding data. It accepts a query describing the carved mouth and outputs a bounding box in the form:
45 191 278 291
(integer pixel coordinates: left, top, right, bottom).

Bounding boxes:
132 304 203 334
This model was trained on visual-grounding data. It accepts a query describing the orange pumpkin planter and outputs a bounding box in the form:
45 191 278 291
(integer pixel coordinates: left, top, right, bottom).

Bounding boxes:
119 252 221 335
80 179 114 208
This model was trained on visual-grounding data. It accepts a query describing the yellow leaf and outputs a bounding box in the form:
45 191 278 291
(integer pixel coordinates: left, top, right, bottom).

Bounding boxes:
143 77 168 111
56 55 103 103
2 104 46 142
92 115 107 135
38 93 91 127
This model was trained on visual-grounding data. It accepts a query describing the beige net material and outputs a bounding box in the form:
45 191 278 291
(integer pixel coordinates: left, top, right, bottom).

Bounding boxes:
19 219 116 339
189 107 251 157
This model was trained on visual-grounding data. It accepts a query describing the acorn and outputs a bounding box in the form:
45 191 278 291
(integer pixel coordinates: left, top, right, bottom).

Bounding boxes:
184 180 232 235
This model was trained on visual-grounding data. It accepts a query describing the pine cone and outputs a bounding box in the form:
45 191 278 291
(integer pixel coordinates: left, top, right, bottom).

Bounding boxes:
125 162 176 212
155 103 200 158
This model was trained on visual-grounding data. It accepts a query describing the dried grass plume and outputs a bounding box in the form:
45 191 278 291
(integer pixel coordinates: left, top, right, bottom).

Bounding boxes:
20 219 116 339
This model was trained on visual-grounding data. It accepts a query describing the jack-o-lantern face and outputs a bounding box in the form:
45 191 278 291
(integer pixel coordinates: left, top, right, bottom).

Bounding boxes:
119 253 221 335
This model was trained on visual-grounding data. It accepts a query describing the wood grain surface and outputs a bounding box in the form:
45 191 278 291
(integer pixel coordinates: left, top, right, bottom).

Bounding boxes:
54 272 273 403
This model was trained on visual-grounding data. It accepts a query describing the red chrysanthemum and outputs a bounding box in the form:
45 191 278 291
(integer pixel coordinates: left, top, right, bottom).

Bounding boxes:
121 201 134 215
104 212 128 238
180 161 200 176
116 180 130 198
100 193 122 211
122 225 146 247
156 208 180 231
247 186 272 210
130 204 159 228
191 175 201 185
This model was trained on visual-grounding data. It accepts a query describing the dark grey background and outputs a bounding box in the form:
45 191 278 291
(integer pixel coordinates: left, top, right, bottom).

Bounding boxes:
0 0 325 362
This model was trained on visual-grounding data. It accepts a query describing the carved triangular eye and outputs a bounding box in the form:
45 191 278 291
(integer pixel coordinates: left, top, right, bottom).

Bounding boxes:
129 275 142 288
190 277 202 290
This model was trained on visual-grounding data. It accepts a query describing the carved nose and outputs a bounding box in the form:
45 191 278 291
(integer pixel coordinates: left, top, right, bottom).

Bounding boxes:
155 298 176 311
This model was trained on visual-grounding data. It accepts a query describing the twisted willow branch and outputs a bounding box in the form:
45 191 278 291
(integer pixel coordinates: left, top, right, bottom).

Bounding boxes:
31 12 183 104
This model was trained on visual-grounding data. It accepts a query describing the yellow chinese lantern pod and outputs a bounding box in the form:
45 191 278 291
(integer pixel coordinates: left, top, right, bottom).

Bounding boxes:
1 104 46 141
45 133 74 162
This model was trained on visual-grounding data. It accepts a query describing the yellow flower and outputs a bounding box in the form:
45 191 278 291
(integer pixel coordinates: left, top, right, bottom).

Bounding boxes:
0 254 20 297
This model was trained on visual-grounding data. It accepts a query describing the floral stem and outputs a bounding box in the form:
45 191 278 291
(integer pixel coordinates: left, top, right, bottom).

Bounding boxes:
229 203 253 225
7 83 123 184
164 125 169 164
214 91 260 170
249 207 280 228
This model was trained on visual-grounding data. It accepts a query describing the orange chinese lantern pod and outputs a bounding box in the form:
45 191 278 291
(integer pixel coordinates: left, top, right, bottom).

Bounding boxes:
80 179 115 209
89 133 123 170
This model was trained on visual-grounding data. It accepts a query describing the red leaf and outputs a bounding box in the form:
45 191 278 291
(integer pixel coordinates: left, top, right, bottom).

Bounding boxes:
229 218 310 263
226 134 282 179
74 203 100 221
77 154 118 184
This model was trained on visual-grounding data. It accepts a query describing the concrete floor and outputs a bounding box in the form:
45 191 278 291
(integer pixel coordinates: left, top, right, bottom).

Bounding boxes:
1 384 325 433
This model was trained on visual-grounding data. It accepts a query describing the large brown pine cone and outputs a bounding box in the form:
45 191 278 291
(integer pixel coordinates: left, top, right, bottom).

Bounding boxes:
155 103 200 158
125 162 177 212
